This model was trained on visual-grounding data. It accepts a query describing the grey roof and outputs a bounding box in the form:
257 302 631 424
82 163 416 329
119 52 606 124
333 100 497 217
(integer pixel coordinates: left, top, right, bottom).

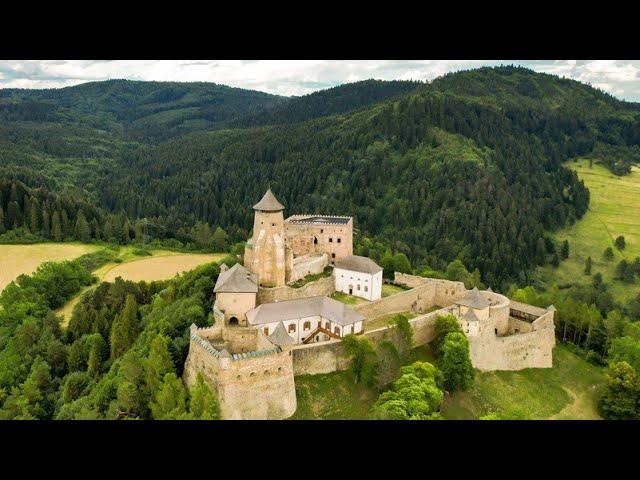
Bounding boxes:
509 300 547 317
246 296 364 326
334 255 383 275
253 188 284 211
456 287 491 310
462 308 481 323
268 321 296 346
287 216 351 225
214 263 258 293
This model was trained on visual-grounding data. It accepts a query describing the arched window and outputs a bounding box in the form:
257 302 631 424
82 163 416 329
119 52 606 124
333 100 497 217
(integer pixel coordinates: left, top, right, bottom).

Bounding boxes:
303 321 311 331
364 286 368 292
288 324 296 333
263 327 269 336
334 326 341 336
229 316 239 326
313 236 318 244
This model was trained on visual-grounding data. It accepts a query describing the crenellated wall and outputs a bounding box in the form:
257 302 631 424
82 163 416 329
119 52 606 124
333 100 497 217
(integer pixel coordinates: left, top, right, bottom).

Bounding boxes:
183 325 297 420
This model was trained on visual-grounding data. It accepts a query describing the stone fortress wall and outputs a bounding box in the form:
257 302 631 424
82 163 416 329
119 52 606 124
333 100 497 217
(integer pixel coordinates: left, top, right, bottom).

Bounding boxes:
285 214 353 264
183 324 297 420
185 272 555 418
257 275 335 304
468 308 555 371
292 305 458 375
292 273 555 376
289 253 328 283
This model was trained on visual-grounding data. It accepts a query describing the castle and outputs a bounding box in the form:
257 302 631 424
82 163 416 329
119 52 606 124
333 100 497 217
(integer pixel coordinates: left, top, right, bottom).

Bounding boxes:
183 189 556 419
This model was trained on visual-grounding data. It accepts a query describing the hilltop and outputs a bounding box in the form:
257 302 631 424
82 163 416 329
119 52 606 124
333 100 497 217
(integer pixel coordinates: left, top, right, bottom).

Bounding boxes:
1 66 640 287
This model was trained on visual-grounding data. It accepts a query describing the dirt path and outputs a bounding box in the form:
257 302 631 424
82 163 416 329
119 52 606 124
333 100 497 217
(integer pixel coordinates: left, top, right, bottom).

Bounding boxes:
550 386 601 420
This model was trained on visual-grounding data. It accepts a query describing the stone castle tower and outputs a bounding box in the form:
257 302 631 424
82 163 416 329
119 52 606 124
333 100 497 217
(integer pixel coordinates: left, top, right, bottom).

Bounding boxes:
244 189 292 288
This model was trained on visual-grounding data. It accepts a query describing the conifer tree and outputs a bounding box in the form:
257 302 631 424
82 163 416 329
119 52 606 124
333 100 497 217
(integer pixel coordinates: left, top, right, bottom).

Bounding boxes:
6 201 20 229
150 373 188 420
29 199 39 234
188 373 219 420
560 240 570 259
89 219 100 240
211 226 228 251
51 211 62 242
110 294 139 359
41 207 50 237
0 205 5 234
61 209 70 239
134 220 143 243
103 217 113 242
122 217 131 244
604 247 614 261
74 210 91 243
144 334 174 396
584 256 593 275
87 335 106 378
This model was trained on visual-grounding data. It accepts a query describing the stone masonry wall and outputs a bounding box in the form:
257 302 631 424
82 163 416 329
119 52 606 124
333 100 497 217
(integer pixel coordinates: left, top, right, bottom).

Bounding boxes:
257 275 335 304
353 274 465 320
468 313 555 371
183 326 297 419
292 306 456 376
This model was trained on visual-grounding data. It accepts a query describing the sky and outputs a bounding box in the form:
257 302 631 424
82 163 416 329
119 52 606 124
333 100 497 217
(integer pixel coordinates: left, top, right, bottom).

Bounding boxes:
1 60 640 102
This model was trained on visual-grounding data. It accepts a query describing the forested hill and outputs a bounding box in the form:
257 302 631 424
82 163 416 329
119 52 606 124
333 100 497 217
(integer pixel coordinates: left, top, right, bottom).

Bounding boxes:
0 79 287 141
2 66 640 288
230 79 423 127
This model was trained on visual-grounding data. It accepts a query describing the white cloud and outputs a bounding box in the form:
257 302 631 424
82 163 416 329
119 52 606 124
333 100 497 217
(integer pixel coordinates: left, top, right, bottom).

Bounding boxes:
0 60 639 101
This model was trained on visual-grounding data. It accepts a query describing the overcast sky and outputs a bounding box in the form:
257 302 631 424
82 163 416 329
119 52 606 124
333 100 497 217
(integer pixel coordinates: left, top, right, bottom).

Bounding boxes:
1 60 639 102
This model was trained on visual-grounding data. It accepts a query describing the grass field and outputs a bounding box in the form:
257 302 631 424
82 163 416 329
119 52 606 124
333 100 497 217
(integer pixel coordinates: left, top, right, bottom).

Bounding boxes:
365 311 420 330
0 243 100 292
292 346 435 420
101 252 225 283
292 345 603 420
330 291 369 305
382 283 409 297
442 346 604 420
536 159 640 303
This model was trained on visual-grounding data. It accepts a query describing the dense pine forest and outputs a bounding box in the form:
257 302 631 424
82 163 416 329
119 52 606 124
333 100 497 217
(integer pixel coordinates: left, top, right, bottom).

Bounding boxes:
1 66 639 288
2 66 640 420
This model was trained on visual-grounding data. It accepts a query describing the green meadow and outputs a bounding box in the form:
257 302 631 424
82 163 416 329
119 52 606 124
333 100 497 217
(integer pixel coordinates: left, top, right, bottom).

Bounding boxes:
292 345 603 420
536 159 640 304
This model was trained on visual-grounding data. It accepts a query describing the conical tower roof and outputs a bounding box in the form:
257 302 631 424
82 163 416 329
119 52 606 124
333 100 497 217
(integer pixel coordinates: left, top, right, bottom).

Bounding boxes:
268 321 296 346
253 188 285 211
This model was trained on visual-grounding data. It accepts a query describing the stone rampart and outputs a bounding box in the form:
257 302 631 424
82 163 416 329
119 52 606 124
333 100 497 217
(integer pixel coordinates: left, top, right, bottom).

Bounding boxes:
183 325 297 419
257 275 335 304
292 306 456 376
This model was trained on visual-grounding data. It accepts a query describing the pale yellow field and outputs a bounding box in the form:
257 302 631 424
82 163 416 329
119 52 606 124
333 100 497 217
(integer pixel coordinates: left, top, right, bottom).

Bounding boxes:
0 243 99 292
101 253 225 283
